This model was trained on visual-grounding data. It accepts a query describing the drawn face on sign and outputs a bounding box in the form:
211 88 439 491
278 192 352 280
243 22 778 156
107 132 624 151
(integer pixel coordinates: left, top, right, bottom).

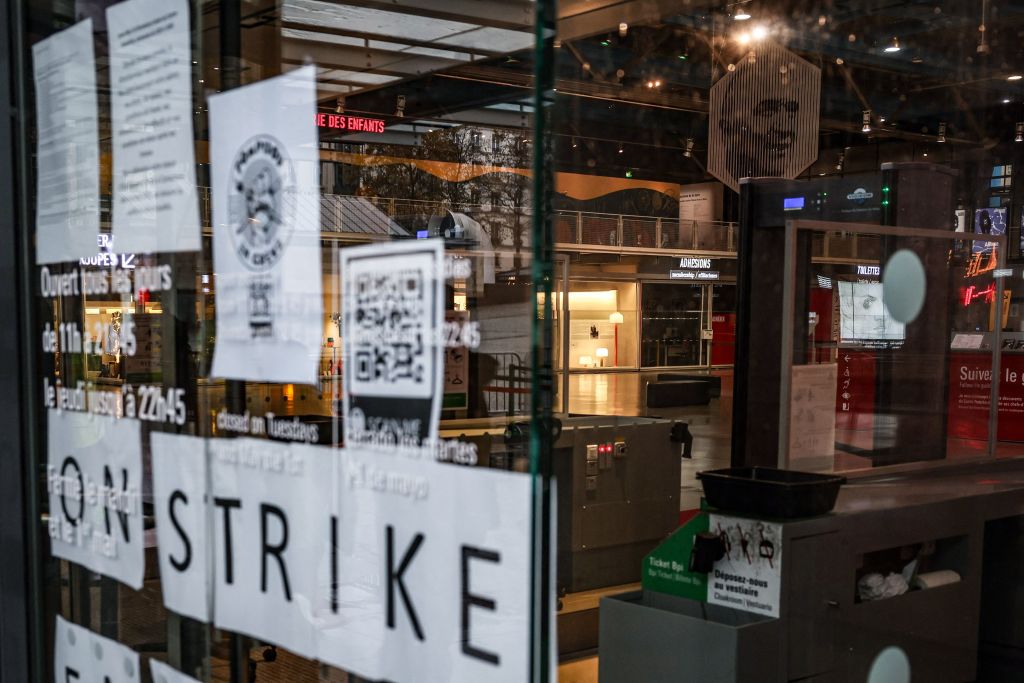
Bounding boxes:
709 42 821 192
229 135 297 271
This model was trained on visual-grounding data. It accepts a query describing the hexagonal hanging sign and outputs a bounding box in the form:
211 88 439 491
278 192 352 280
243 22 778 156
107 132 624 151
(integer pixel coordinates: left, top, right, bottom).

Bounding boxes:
708 42 821 193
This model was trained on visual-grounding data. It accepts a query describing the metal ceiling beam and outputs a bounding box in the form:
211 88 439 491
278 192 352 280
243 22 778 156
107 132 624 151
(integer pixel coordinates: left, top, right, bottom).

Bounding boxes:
308 0 534 32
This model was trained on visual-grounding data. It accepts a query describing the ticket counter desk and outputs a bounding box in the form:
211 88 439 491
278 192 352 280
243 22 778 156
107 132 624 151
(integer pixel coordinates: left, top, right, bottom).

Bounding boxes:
599 459 1024 682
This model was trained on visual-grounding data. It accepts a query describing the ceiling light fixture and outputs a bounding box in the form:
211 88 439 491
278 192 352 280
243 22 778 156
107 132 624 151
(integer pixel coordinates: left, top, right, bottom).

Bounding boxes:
1009 74 1023 81
884 37 901 53
937 121 947 143
335 97 345 114
619 22 629 37
1004 98 1012 104
684 137 695 158
618 142 624 154
734 10 752 20
1016 122 1023 143
862 110 872 133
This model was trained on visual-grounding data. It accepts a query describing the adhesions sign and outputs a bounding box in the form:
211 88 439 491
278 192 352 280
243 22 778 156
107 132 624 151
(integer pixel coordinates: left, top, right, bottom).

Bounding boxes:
147 435 534 682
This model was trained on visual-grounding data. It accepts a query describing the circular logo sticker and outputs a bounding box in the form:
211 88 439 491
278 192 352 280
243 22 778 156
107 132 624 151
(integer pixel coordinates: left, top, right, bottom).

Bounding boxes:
228 135 296 271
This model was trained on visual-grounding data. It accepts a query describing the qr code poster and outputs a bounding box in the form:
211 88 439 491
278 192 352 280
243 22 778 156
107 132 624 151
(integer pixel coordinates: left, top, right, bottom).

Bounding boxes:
341 239 444 448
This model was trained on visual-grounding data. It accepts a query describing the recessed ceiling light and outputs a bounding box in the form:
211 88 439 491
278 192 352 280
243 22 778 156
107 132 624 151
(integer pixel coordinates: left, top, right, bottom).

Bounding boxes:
1009 75 1023 81
1004 98 1012 104
734 11 752 20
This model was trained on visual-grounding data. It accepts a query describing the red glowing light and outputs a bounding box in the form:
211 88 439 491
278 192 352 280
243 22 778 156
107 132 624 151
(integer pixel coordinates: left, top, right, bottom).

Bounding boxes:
315 113 386 134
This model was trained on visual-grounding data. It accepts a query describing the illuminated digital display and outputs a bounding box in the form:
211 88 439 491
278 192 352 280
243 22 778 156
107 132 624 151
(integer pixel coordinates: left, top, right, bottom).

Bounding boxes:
315 113 386 133
783 196 805 211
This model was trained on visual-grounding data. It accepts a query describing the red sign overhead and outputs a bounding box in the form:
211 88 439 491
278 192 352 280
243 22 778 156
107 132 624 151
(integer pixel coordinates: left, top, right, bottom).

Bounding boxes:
315 113 386 134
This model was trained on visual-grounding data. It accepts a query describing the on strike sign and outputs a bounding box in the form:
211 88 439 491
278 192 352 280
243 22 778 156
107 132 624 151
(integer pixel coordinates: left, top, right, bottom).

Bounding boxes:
151 435 536 682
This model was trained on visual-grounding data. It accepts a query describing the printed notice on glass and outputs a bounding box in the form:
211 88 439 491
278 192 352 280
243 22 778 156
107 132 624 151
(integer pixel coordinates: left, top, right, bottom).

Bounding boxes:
107 0 200 254
316 446 534 683
341 239 445 449
32 19 100 264
46 410 145 589
55 616 141 683
706 514 782 617
152 433 209 623
209 65 322 384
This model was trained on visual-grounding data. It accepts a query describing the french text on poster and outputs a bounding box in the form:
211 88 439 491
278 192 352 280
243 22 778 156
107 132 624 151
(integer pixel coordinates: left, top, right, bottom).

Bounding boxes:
46 410 145 590
33 20 100 264
706 514 782 617
107 0 201 254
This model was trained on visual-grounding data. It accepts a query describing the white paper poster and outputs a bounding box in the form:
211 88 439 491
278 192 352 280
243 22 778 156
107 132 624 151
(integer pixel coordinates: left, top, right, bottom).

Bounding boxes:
107 0 200 254
342 239 445 448
316 448 533 683
32 20 100 265
209 65 322 384
150 659 201 683
46 410 144 590
208 437 332 659
54 615 141 683
788 362 837 464
152 432 209 622
707 514 782 617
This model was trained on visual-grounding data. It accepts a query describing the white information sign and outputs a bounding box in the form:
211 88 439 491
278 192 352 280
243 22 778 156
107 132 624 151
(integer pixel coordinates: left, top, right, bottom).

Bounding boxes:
209 437 331 659
706 513 782 617
32 20 100 265
341 239 445 448
150 659 201 683
54 615 141 683
209 65 322 384
46 410 144 590
107 0 201 254
151 432 209 622
788 362 837 465
316 446 533 682
149 437 537 682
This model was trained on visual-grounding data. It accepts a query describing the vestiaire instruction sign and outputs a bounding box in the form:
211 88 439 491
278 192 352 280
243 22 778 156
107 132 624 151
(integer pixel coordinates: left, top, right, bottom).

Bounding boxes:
32 19 100 265
706 514 782 617
209 65 322 384
46 410 144 590
150 434 535 682
55 615 141 683
341 239 445 448
107 0 201 254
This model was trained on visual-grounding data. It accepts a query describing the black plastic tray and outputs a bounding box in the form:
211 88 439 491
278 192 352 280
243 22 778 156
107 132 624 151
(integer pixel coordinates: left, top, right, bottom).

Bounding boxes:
696 467 846 519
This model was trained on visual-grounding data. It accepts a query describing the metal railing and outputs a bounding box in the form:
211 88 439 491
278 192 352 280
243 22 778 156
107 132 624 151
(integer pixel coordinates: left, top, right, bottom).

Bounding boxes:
554 210 738 252
192 188 888 261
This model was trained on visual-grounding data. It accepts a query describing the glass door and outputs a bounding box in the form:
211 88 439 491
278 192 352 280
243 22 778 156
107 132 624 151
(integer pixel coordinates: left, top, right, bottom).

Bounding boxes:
641 282 704 367
708 284 738 366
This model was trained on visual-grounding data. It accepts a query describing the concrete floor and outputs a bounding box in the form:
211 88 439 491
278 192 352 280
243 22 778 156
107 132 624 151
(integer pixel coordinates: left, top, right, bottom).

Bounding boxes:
558 369 734 511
